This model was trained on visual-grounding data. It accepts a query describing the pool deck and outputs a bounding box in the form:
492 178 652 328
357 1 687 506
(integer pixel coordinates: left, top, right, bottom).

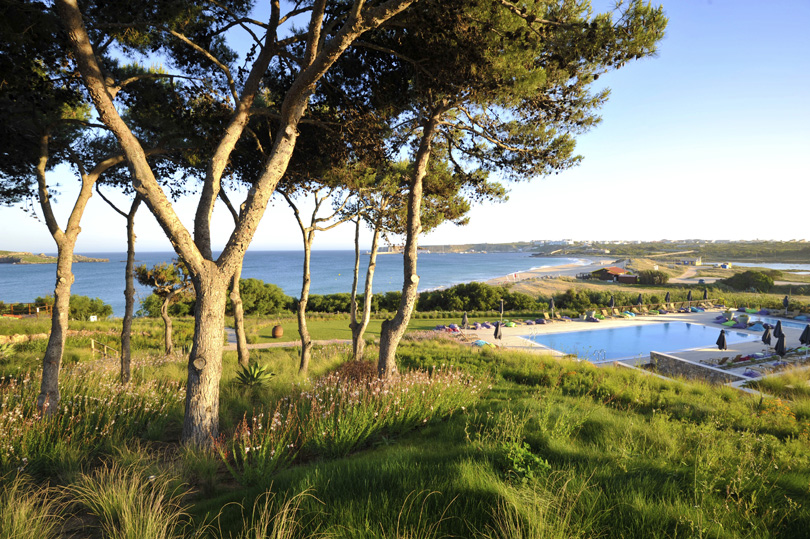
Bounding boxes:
460 310 810 383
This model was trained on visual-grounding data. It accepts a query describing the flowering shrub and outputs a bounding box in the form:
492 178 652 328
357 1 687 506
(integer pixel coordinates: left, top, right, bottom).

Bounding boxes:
221 366 484 485
0 368 184 475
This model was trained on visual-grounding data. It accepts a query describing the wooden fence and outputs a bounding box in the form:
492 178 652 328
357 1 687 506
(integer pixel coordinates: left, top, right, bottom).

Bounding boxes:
0 302 53 317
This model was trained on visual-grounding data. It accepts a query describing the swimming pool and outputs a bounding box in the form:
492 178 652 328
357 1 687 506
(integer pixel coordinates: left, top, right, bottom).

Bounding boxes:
523 322 760 361
745 315 808 331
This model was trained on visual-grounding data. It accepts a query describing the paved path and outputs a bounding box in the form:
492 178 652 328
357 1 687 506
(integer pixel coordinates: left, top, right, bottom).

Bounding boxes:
222 329 351 351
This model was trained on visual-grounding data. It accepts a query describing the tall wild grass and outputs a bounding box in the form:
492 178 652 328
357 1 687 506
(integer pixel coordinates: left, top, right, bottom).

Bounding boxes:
0 363 184 477
220 361 483 486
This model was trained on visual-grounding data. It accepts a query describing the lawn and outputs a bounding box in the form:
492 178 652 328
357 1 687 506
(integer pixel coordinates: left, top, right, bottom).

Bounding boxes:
249 315 506 343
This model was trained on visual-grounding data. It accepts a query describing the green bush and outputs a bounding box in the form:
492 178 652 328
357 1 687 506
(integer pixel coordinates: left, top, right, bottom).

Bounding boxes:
637 269 669 285
719 270 775 292
34 294 113 321
232 278 293 315
137 292 194 318
416 282 538 312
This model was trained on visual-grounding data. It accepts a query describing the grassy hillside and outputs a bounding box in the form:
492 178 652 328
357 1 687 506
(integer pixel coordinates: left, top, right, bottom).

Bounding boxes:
0 250 108 264
1 317 808 538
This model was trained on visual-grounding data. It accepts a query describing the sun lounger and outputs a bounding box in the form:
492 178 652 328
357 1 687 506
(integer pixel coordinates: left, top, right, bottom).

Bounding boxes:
631 307 641 315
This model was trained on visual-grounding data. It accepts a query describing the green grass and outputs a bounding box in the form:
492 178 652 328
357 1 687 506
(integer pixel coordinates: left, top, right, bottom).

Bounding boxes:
2 318 810 538
250 315 516 343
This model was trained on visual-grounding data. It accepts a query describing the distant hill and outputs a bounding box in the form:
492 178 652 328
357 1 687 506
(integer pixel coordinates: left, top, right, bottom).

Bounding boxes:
420 242 537 253
0 250 108 264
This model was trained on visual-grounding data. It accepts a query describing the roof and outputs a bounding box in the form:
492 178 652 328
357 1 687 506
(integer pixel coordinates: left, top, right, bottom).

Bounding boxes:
596 266 629 275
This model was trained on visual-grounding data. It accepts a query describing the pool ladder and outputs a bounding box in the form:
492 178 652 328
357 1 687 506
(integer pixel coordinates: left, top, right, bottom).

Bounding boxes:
591 349 606 362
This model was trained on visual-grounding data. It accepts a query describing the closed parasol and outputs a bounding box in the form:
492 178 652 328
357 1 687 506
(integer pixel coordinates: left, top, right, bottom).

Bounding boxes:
762 327 772 346
716 329 727 351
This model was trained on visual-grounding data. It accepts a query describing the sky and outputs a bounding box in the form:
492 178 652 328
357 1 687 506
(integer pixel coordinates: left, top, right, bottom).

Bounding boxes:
2 0 809 254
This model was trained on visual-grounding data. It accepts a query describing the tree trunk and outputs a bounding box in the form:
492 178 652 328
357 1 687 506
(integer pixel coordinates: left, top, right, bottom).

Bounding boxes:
297 235 314 374
351 217 382 360
349 219 363 359
230 263 250 368
161 293 175 356
37 242 75 415
120 196 140 384
377 112 442 378
182 269 228 446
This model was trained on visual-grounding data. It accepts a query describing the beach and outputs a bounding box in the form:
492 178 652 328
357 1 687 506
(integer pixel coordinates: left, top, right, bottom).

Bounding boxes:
485 258 615 286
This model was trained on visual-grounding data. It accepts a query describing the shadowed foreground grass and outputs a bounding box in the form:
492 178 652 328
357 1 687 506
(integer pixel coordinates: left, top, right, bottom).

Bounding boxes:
1 327 809 538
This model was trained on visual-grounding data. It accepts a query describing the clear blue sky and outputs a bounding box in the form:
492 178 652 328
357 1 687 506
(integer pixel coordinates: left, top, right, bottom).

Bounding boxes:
3 0 808 253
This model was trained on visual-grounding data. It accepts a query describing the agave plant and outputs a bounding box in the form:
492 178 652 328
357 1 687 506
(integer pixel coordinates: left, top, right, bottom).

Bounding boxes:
235 363 275 388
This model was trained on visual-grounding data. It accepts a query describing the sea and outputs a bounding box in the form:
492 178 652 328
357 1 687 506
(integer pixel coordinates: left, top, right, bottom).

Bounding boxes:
0 251 586 317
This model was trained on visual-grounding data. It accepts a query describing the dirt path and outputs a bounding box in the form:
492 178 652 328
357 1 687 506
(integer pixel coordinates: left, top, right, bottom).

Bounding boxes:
670 266 698 283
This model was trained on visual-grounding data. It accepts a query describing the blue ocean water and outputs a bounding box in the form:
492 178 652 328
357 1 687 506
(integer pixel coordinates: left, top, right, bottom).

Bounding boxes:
0 251 585 317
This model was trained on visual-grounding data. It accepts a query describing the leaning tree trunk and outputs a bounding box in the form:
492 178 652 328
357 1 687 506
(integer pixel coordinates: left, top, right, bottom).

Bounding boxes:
120 196 141 383
351 216 382 360
182 269 229 446
297 235 315 374
377 112 441 378
37 242 75 415
230 264 250 368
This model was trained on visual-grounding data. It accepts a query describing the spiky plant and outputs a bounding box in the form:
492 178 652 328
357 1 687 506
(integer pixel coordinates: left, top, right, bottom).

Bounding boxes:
235 363 275 388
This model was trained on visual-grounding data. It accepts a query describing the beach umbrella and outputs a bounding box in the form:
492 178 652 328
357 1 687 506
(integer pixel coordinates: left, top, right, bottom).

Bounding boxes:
762 327 772 346
549 296 555 315
499 299 504 322
494 322 503 340
687 290 693 302
665 292 671 304
703 288 708 300
783 295 790 315
775 333 786 357
461 312 468 329
636 294 643 306
609 296 615 309
716 329 727 351
799 324 810 346
773 320 783 339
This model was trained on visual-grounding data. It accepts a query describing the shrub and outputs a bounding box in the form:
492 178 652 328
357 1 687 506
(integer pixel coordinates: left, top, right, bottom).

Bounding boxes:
637 269 669 285
719 270 775 292
416 282 537 312
34 294 113 321
137 292 194 318
233 278 293 315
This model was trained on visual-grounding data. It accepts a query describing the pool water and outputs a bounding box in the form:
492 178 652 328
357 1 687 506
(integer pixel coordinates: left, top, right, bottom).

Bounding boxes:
523 322 759 361
745 315 808 331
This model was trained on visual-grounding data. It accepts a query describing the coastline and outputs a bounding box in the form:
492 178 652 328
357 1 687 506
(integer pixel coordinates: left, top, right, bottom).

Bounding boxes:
485 258 615 286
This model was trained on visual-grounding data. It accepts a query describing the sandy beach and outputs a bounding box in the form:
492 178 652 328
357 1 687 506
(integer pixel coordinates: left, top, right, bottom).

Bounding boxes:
485 257 616 286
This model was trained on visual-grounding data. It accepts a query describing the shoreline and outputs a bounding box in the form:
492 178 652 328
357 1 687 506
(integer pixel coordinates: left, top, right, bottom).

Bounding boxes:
485 258 615 286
